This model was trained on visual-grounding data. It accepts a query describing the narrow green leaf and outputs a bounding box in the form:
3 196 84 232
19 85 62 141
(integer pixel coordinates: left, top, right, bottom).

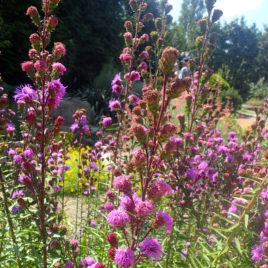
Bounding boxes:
234 238 242 256
244 214 249 229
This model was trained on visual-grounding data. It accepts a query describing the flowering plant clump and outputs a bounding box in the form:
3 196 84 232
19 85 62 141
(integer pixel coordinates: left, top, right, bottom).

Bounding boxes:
0 0 267 267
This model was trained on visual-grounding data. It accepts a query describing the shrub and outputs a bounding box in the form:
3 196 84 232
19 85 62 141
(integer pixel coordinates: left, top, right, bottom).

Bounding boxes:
209 73 243 110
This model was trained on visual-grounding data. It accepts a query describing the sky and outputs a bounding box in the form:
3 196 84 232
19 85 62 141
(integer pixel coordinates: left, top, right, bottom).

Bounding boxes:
169 0 268 30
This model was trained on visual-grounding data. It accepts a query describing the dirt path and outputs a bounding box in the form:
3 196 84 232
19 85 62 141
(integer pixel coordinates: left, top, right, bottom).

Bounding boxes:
63 196 90 226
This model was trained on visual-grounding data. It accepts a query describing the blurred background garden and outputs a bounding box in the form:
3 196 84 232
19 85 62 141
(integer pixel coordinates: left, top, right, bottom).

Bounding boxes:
1 0 268 123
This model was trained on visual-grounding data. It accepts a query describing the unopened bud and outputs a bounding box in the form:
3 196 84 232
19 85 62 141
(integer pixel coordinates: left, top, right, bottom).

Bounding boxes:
47 15 58 30
167 78 188 99
159 46 179 74
124 20 133 31
129 0 138 10
212 9 223 23
143 90 159 114
124 32 133 46
198 18 208 35
205 0 216 12
165 4 173 14
21 61 34 72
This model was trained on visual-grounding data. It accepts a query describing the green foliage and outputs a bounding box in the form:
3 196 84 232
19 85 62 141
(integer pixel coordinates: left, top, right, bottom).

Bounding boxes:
221 87 243 111
0 0 41 85
53 0 124 91
178 0 205 49
249 77 268 99
257 26 268 80
210 18 260 98
209 73 243 111
209 73 230 92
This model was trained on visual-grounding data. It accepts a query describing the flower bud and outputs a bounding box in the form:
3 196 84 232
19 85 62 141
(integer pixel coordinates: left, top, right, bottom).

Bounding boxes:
165 4 173 14
132 149 146 169
53 42 66 59
107 233 118 247
263 241 268 256
26 6 40 25
140 33 149 44
205 0 216 12
21 61 34 72
143 90 159 114
109 248 116 260
124 20 133 32
186 94 192 107
212 9 223 23
34 60 47 73
132 124 147 143
47 15 58 30
124 32 133 46
119 53 132 64
139 50 149 60
198 18 208 35
29 33 40 44
129 0 138 10
167 78 188 99
159 46 179 74
160 122 177 140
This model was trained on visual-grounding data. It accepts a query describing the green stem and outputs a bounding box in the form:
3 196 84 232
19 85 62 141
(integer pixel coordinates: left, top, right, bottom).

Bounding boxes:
0 168 22 268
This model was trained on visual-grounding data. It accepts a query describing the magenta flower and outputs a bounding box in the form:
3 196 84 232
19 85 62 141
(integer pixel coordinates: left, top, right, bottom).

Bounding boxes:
91 220 97 227
114 247 135 268
138 62 148 73
261 187 268 202
128 94 139 105
12 206 20 214
70 121 79 132
119 53 132 63
135 200 154 218
34 60 47 72
113 175 132 193
102 117 112 127
139 238 162 261
80 115 87 125
107 208 129 228
8 149 16 156
109 99 121 112
149 179 172 199
120 194 135 211
129 71 140 82
82 124 89 134
24 148 34 159
83 256 95 266
251 244 264 263
47 79 66 108
13 155 23 164
52 62 66 75
6 123 15 133
155 210 173 234
112 73 124 94
14 85 37 103
12 190 24 199
139 50 150 60
104 202 114 212
64 261 74 268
